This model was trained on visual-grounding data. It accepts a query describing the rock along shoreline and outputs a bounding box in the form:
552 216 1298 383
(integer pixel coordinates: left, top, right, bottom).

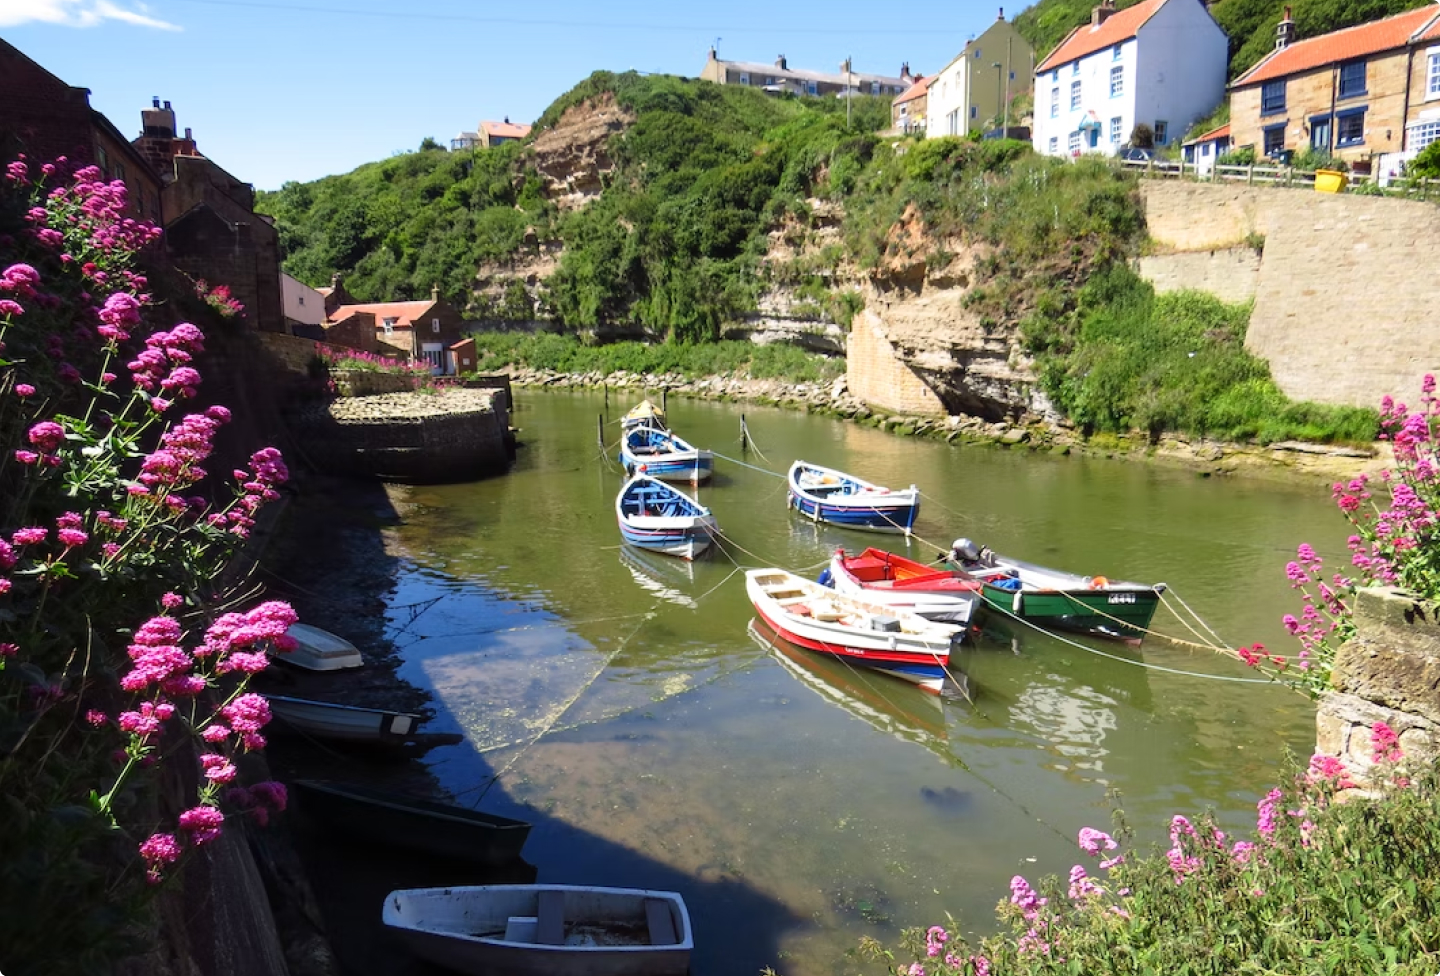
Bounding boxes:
501 365 1390 486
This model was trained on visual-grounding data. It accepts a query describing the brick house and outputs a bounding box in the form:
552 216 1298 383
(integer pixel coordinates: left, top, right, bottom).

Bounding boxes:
927 10 1036 137
328 287 466 373
701 50 912 97
893 76 933 133
1229 4 1440 170
0 39 163 224
1031 0 1228 158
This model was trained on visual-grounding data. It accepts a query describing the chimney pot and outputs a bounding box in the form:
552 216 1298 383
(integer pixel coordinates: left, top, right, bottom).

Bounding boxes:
1276 7 1295 49
163 100 171 110
776 54 787 69
152 96 160 108
184 127 192 140
998 6 1005 18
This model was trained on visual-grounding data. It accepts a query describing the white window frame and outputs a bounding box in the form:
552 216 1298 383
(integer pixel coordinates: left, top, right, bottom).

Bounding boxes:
1110 66 1124 98
382 317 396 335
1110 116 1122 144
1050 87 1059 118
1070 79 1082 110
806 81 817 95
1068 131 1082 153
1408 118 1440 151
1428 48 1440 100
1048 136 1059 154
739 72 750 85
870 81 880 95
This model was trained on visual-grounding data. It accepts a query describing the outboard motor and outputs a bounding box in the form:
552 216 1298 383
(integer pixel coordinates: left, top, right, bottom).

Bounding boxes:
952 538 981 562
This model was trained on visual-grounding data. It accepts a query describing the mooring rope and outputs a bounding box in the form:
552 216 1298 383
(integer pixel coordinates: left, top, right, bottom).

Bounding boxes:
711 450 787 479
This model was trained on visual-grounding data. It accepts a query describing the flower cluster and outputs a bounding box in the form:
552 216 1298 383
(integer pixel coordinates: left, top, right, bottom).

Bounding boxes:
193 278 244 319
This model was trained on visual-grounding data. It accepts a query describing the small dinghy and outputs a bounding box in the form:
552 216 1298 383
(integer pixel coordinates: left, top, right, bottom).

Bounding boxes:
383 884 692 976
945 538 1166 643
292 780 530 865
745 568 963 693
271 623 364 671
787 460 919 534
264 695 460 752
619 426 713 484
620 399 667 432
615 474 717 561
826 547 984 627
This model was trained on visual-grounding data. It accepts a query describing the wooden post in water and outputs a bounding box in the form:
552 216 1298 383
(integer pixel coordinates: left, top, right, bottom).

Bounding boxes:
597 413 604 450
604 384 609 415
662 387 668 413
740 414 748 453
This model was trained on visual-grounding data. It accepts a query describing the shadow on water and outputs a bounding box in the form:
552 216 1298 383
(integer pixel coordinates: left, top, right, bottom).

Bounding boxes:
261 476 801 976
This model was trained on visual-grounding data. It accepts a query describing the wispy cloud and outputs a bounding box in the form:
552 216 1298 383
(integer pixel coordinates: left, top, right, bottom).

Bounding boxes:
0 0 182 30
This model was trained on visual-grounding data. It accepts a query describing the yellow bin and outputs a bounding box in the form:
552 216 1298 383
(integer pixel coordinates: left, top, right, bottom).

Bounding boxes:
1314 169 1347 193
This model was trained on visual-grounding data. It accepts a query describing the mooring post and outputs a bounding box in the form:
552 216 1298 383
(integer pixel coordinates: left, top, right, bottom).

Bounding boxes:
604 384 609 414
740 414 748 453
597 413 604 450
662 387 668 413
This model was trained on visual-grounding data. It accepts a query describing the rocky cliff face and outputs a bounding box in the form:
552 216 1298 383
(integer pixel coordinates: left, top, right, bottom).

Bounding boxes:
529 93 633 211
856 204 1051 422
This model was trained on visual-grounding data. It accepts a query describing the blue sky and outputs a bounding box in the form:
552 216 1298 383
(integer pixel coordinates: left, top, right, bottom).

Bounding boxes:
3 0 1022 190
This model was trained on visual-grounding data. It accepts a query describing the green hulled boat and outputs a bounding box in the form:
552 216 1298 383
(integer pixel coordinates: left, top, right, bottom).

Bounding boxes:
946 539 1165 643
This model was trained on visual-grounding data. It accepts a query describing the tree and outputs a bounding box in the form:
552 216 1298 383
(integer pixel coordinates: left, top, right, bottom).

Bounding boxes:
419 136 445 152
1128 123 1155 149
1409 140 1440 180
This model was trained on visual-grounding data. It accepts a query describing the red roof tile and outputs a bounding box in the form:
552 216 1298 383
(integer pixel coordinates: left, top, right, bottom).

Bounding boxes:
1036 0 1168 73
480 120 532 140
1184 122 1230 145
1234 5 1440 87
329 300 435 329
892 76 933 105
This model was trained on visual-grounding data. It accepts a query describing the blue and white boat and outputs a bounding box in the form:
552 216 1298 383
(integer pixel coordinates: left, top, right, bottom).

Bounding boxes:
620 398 667 432
787 460 920 535
619 426 714 484
616 474 717 561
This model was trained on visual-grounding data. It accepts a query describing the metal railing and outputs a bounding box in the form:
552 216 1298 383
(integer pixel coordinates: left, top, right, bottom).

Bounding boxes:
1116 157 1440 200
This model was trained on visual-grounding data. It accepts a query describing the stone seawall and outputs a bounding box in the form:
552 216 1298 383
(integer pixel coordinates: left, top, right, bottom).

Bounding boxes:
1136 247 1260 305
846 310 947 417
1139 181 1440 409
290 389 512 483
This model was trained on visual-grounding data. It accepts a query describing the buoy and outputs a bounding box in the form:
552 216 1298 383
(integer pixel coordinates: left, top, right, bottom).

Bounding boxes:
1088 576 1109 590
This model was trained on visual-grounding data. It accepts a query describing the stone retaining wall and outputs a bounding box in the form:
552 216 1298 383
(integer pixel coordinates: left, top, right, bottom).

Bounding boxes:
289 389 512 483
846 310 946 417
1136 247 1261 305
329 369 417 397
1316 587 1440 784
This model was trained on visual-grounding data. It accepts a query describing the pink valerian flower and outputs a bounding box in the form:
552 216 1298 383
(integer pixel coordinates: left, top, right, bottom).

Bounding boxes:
1165 846 1202 884
0 642 18 658
139 832 182 883
924 925 948 958
201 723 231 743
56 527 88 548
177 804 225 846
1098 854 1125 871
1009 875 1046 918
1068 864 1103 900
27 420 65 452
1 263 41 298
161 591 183 609
96 291 142 341
0 540 15 570
220 693 271 750
85 709 107 727
1372 721 1403 763
137 413 222 491
1306 753 1356 789
199 753 238 784
119 615 193 693
14 383 34 397
1077 826 1117 857
0 299 22 316
1257 788 1283 842
13 450 39 465
1231 841 1258 865
905 964 926 976
971 957 991 976
116 700 175 742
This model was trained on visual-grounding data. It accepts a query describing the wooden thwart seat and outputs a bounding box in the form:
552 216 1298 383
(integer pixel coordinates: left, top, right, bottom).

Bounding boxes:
644 897 679 946
535 889 565 945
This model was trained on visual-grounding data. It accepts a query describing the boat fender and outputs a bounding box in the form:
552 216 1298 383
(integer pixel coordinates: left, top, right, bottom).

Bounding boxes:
1088 576 1109 590
817 568 833 588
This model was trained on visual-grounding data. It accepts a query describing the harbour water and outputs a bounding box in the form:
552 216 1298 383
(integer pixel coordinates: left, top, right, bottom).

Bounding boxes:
376 390 1340 975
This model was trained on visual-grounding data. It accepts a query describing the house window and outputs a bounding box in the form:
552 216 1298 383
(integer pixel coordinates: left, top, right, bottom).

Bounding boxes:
1049 136 1059 154
115 161 125 181
739 72 749 85
975 48 982 59
1113 44 1122 60
871 81 880 95
1338 60 1366 99
1072 62 1080 76
96 144 109 176
1309 114 1332 151
1109 66 1124 98
1009 71 1015 80
1261 80 1286 116
1154 120 1168 145
1070 79 1082 110
1263 124 1286 156
1411 119 1440 150
1202 142 1212 157
1068 131 1082 154
1336 108 1365 147
297 295 305 306
806 81 817 95
382 317 397 335
1110 116 1122 143
1427 51 1440 98
1050 87 1059 118
432 318 441 333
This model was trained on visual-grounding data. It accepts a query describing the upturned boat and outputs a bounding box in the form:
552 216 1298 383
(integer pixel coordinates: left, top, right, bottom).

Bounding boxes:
272 622 364 672
745 568 963 693
787 460 919 535
945 538 1166 643
292 780 531 865
382 884 692 976
615 474 717 561
824 547 983 627
619 426 713 484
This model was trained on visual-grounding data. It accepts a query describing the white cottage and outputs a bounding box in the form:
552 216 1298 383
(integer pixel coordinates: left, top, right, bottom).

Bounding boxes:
1031 0 1228 158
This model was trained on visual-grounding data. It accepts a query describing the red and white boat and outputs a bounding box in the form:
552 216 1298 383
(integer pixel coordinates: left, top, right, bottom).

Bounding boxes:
825 547 985 627
745 568 963 694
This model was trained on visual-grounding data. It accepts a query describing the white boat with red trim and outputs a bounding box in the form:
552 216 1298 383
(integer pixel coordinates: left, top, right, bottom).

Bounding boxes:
744 568 963 694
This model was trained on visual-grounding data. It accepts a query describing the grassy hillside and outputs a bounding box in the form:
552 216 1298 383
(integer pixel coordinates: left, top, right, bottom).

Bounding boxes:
260 72 1374 444
1012 0 1433 79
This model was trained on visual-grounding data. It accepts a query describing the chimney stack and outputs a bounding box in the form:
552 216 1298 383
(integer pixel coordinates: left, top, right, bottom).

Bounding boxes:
998 6 1005 19
431 283 440 302
708 46 717 61
1091 0 1116 27
776 54 787 70
1276 6 1295 49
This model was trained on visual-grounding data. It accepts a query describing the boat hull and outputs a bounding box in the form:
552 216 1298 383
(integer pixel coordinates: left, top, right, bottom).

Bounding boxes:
274 623 364 671
827 551 981 627
745 570 960 694
787 461 919 533
620 450 713 484
383 885 692 976
615 475 717 560
293 781 531 866
264 695 420 742
978 583 1161 642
